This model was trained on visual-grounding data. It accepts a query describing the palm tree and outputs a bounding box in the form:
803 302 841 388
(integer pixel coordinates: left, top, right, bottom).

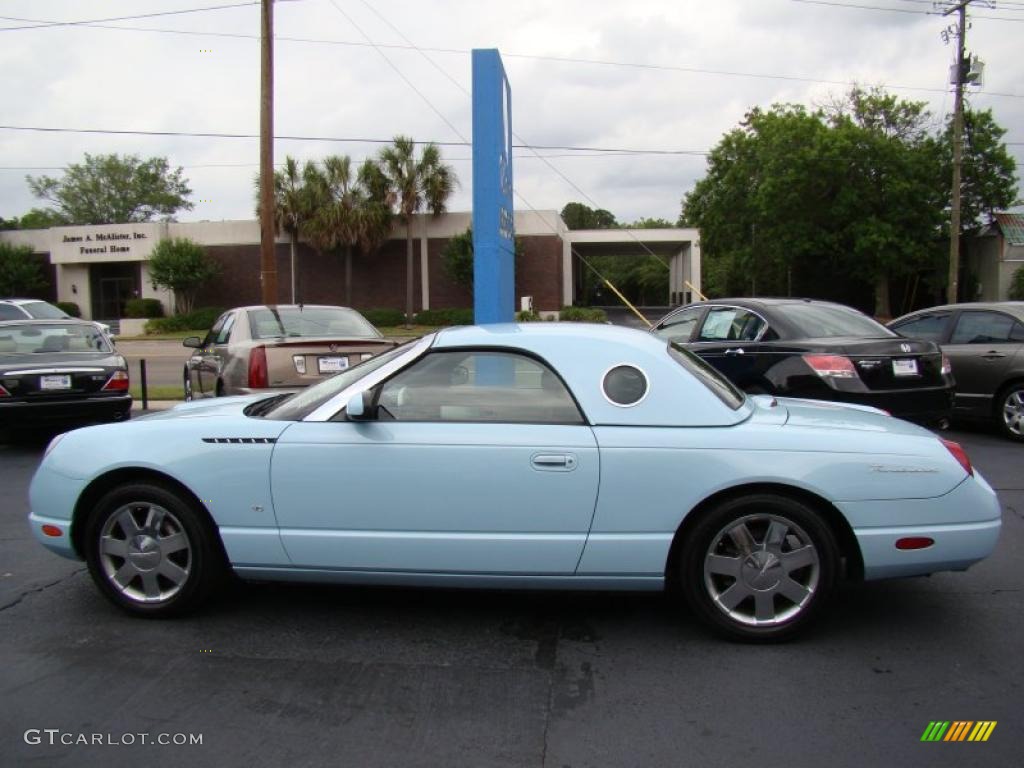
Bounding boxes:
375 136 456 326
301 156 360 305
255 156 310 304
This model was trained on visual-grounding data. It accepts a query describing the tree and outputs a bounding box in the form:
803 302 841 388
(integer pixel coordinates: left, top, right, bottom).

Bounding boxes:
148 238 219 314
942 107 1018 234
258 156 311 304
439 227 525 291
561 202 617 230
301 156 393 306
27 153 192 225
0 242 48 296
627 217 675 229
375 136 456 326
1010 266 1024 301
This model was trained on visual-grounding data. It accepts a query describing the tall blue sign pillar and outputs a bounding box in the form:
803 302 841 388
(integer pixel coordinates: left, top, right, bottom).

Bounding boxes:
472 49 515 324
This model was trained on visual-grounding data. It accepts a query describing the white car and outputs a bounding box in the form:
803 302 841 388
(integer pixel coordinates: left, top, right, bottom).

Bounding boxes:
0 298 113 337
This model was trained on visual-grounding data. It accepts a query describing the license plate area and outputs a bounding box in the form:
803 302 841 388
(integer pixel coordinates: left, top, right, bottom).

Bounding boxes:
317 356 348 374
40 374 72 390
892 359 919 377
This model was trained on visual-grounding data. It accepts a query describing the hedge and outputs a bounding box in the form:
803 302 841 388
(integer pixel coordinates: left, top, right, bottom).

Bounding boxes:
124 297 164 319
361 307 405 327
414 308 474 326
55 301 81 318
559 306 608 323
145 307 224 334
516 309 542 322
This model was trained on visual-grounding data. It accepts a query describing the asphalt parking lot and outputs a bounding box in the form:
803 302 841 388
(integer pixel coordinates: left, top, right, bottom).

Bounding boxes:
1 423 1021 767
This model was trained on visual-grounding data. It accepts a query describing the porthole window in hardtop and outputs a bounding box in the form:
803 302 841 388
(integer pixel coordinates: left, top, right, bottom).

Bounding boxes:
602 365 649 406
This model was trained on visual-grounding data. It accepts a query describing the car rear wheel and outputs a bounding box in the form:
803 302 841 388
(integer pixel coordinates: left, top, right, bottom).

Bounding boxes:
83 482 222 617
996 382 1024 441
183 370 193 402
679 494 838 641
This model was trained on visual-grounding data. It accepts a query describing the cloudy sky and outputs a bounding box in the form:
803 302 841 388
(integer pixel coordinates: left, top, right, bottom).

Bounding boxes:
1 0 1021 227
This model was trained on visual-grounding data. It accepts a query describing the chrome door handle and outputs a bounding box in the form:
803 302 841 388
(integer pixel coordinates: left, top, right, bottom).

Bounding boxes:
724 348 745 356
531 454 578 471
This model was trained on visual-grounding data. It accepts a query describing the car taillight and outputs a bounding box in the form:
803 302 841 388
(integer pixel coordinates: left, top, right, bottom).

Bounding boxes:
102 370 129 391
941 354 952 376
940 438 973 476
0 384 9 397
248 346 268 388
802 354 858 379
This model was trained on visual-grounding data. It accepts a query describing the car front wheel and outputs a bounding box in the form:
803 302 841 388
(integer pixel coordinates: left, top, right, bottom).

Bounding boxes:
680 494 838 642
83 482 222 617
996 382 1024 441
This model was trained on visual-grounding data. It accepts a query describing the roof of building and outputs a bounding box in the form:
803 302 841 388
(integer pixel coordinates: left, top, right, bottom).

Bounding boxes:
994 213 1024 246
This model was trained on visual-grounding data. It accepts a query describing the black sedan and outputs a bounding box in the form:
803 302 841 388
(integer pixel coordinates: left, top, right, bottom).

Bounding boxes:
651 298 954 427
889 301 1024 440
0 319 131 432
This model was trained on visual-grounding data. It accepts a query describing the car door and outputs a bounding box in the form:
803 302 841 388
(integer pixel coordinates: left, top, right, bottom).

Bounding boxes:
688 306 771 390
270 349 600 575
942 310 1024 415
193 312 235 396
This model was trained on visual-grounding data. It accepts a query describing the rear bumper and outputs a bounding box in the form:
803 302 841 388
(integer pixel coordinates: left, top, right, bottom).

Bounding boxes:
0 394 132 429
841 472 1002 580
834 387 954 427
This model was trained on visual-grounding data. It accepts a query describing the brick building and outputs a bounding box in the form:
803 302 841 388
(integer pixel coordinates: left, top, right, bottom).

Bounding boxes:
0 210 701 323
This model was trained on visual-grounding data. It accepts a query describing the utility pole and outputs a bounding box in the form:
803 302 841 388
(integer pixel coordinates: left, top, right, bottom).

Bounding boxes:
944 1 969 304
259 0 278 305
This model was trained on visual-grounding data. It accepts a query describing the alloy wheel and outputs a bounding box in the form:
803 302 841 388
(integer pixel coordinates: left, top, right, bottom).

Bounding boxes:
1002 387 1024 437
703 513 820 627
98 502 192 604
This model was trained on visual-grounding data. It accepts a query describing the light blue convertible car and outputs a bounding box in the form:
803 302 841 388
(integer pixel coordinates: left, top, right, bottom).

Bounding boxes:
29 324 1001 640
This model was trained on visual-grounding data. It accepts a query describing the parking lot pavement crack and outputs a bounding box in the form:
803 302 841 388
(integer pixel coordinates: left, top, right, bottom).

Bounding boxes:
1006 504 1022 521
0 567 85 612
539 623 561 768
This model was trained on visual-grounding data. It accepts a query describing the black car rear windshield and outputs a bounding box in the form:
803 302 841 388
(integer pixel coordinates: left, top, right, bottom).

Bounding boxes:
668 343 745 410
248 307 381 340
780 303 895 338
0 323 112 355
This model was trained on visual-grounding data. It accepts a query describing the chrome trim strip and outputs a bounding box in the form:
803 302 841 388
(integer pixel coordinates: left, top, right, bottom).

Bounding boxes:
303 334 435 422
4 367 107 375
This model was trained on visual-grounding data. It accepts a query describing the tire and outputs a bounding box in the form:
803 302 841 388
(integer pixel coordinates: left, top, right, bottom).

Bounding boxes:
83 482 223 617
183 370 193 402
679 493 838 642
215 379 225 397
995 382 1024 442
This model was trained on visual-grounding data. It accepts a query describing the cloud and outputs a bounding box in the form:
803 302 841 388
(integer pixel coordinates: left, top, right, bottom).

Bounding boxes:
0 0 1020 226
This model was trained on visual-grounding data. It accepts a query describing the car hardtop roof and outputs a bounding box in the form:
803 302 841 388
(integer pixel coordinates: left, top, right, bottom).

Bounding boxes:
0 298 50 305
432 321 669 352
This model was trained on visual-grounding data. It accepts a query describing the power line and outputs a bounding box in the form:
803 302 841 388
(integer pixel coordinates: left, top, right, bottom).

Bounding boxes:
0 124 709 155
0 1 267 32
789 0 1024 21
3 16 1022 99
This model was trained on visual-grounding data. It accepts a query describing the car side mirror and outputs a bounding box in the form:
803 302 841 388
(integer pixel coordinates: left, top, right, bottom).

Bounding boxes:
182 336 202 348
346 391 378 421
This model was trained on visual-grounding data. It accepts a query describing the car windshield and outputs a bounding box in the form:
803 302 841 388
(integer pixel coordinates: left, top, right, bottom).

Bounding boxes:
248 307 381 340
263 340 419 420
668 342 745 409
780 303 894 338
22 301 68 320
0 323 113 355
